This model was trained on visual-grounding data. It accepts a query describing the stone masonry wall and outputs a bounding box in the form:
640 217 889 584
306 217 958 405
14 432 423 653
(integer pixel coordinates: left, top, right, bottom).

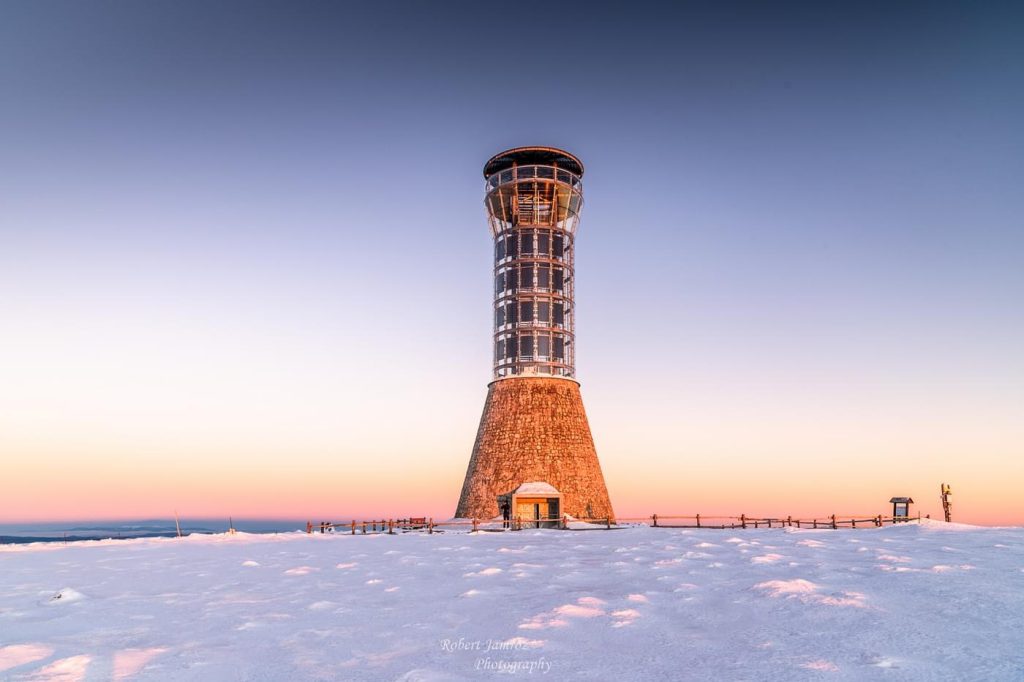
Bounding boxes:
455 377 615 520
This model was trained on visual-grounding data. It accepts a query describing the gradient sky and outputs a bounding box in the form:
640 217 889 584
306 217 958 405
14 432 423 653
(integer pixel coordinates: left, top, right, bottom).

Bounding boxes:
1 1 1022 524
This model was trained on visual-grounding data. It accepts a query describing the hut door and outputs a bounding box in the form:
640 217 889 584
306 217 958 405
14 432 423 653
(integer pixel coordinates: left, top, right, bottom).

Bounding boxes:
516 497 547 526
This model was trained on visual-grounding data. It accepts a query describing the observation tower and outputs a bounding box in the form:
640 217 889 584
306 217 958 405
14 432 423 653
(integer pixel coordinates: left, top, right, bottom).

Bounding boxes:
455 147 614 523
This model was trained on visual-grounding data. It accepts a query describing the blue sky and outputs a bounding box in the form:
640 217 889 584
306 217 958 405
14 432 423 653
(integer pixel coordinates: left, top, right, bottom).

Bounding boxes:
1 1 1022 522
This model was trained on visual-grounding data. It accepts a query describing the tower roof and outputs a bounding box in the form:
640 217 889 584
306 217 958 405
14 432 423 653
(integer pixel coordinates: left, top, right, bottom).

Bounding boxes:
483 146 584 178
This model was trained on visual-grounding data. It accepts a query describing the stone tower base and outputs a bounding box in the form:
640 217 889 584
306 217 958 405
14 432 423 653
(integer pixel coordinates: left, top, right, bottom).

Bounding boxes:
455 376 614 520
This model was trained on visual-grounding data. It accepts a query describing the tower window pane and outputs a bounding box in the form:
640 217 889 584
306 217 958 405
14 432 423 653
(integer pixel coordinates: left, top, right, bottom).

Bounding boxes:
553 335 565 359
537 264 550 289
519 301 533 323
554 302 564 325
519 335 533 357
537 301 550 323
538 232 550 256
495 272 504 294
553 233 564 257
552 267 563 291
520 264 533 288
519 232 533 255
537 334 550 357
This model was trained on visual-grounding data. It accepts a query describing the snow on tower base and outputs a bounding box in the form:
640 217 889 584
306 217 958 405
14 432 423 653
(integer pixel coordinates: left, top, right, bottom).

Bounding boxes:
455 376 614 521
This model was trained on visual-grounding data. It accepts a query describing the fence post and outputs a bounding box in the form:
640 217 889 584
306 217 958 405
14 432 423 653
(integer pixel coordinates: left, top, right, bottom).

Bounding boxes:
831 514 837 530
652 513 658 527
388 519 394 535
696 513 701 528
472 518 479 533
767 518 772 528
876 515 881 527
796 519 801 528
741 514 746 529
350 520 355 535
852 518 857 528
606 517 611 530
562 515 567 530
787 515 792 527
306 521 312 534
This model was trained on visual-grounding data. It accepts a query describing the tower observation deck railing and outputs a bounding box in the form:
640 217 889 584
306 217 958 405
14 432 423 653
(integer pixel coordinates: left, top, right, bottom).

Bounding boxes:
485 163 584 380
485 164 583 193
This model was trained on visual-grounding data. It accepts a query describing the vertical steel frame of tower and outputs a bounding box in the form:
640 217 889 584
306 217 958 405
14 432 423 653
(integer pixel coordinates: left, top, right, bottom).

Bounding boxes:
484 153 584 380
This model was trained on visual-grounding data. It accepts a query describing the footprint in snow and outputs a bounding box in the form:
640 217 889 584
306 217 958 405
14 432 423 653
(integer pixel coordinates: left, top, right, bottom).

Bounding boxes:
283 566 318 576
796 539 825 548
463 567 503 577
610 608 641 627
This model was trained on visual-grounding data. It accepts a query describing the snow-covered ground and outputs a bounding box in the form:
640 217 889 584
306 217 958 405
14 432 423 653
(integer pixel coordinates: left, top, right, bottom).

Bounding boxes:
1 521 1022 680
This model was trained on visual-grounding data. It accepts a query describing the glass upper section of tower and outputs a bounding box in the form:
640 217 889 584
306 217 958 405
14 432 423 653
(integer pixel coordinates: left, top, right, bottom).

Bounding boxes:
485 164 582 194
483 149 584 240
484 147 584 381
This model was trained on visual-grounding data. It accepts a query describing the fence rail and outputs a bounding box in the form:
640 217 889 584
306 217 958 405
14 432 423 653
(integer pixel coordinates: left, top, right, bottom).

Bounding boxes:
303 511 924 535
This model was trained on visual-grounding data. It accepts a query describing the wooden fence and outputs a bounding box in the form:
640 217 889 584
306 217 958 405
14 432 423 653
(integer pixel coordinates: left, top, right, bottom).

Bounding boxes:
305 511 923 535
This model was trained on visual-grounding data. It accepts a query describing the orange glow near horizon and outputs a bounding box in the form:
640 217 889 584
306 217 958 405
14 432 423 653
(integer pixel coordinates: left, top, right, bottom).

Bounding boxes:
3 424 1020 526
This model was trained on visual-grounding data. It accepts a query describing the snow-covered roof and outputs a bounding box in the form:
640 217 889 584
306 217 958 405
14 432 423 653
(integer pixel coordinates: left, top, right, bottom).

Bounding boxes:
514 481 561 495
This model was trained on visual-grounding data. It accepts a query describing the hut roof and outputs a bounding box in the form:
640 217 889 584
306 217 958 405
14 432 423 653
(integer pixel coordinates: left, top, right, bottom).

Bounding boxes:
515 481 561 496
